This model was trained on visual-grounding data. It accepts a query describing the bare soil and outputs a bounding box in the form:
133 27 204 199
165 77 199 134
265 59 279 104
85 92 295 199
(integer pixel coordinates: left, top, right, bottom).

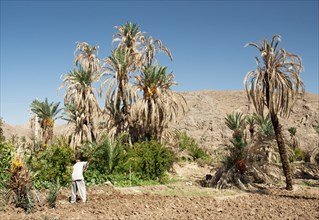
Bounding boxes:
1 183 318 220
1 163 318 220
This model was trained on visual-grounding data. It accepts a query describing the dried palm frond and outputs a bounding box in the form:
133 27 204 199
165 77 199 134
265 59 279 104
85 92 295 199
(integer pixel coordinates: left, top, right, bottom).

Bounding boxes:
244 34 304 118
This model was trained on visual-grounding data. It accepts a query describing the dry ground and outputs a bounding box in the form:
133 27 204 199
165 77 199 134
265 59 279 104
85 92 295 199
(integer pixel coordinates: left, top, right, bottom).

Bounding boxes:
1 183 318 220
1 163 318 220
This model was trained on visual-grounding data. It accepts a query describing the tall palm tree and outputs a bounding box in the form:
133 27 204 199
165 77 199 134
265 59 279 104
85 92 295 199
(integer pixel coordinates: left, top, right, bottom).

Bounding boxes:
244 34 304 190
60 42 101 149
30 98 61 145
131 65 186 142
60 67 101 149
100 46 138 137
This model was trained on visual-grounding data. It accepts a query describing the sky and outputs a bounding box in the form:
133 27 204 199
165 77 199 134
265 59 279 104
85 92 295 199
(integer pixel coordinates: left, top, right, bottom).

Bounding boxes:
1 0 318 125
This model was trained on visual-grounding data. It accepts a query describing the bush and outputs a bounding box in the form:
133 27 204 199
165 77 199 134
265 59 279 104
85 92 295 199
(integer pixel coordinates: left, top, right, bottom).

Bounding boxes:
176 132 210 161
28 145 73 188
125 140 174 181
290 147 305 162
0 143 14 188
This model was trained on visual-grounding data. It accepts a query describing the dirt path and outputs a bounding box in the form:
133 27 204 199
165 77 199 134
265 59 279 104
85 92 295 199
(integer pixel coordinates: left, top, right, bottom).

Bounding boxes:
1 183 318 220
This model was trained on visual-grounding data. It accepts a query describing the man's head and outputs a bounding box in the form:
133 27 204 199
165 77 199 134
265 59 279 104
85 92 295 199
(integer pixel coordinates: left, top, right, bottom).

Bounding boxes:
75 153 82 162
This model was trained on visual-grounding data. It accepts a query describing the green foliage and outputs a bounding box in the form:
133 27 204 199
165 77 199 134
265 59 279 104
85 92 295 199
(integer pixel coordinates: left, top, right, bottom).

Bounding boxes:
16 188 34 213
288 127 297 136
47 181 61 208
254 114 274 137
82 135 126 175
290 147 305 162
0 118 5 143
0 143 14 188
224 112 245 131
28 145 73 188
176 132 210 161
222 113 247 169
125 140 174 181
84 170 108 186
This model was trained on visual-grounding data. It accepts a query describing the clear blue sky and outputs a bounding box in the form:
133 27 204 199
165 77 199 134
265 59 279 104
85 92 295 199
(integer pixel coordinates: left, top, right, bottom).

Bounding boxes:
1 0 318 125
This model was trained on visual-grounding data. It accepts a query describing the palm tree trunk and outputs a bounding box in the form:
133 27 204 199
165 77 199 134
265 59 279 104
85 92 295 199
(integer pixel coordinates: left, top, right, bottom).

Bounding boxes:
270 113 293 190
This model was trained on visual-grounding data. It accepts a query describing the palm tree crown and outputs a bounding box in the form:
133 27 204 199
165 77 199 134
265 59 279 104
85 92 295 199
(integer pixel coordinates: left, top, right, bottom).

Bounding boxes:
30 98 61 144
244 34 304 117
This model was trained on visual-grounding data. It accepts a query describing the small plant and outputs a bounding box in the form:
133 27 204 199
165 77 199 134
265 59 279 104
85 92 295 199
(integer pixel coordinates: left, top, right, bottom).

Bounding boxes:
175 132 210 161
47 181 60 208
289 147 305 162
6 155 34 213
288 127 297 136
254 114 274 137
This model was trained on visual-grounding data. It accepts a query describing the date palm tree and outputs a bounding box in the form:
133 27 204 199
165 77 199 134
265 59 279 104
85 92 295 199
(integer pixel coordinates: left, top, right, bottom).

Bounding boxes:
100 46 138 137
30 98 61 145
244 34 304 190
60 67 101 149
60 42 101 149
130 65 186 142
245 114 256 141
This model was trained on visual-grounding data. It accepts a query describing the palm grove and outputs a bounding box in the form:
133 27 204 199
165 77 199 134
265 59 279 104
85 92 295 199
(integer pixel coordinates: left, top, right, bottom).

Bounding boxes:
1 23 306 212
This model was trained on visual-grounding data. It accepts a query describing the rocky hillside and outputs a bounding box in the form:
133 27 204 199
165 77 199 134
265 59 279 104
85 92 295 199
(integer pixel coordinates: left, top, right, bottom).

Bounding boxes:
2 90 319 152
175 90 319 152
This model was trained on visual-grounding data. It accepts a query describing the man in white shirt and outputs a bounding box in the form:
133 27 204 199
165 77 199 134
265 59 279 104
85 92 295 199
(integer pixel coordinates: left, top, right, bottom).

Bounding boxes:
70 155 89 204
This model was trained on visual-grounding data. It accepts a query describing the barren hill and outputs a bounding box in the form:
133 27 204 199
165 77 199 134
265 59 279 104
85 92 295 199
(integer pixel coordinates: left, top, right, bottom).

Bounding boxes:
2 90 319 152
175 90 319 152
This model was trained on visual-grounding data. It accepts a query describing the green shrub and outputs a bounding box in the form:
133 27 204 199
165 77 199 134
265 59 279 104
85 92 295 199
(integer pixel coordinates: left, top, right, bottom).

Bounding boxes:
125 140 174 181
176 132 210 161
0 143 14 188
29 145 73 188
290 147 305 162
84 170 108 186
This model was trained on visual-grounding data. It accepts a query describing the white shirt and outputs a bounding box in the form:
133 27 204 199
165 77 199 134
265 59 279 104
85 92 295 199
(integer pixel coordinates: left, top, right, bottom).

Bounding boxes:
72 161 88 181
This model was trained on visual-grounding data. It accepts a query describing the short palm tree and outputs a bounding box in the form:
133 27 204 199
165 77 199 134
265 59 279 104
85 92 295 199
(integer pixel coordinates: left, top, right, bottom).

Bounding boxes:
245 114 256 141
244 34 304 190
131 65 186 142
30 98 61 145
224 112 245 133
